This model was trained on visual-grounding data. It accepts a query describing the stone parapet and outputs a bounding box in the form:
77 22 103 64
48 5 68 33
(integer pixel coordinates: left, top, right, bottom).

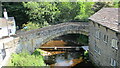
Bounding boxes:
0 37 19 67
16 22 89 53
0 22 89 67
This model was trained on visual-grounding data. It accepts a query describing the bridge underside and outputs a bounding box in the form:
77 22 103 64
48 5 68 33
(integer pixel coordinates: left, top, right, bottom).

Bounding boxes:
41 30 88 46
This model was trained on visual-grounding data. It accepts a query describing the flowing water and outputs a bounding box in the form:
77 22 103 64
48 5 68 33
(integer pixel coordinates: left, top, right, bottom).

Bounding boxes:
40 34 94 68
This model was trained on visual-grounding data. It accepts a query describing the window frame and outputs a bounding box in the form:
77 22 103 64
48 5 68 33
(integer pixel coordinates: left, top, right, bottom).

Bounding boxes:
94 44 101 55
8 29 12 33
110 58 117 67
95 30 100 39
103 34 108 43
111 39 118 50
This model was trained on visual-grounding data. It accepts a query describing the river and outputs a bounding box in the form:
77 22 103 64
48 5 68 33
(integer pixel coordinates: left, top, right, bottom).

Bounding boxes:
39 34 94 68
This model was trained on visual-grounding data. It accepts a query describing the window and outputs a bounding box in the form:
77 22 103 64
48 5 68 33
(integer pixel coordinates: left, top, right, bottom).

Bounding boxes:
103 35 108 43
96 31 101 39
111 39 118 50
94 45 101 55
110 58 117 67
95 45 97 52
8 29 12 33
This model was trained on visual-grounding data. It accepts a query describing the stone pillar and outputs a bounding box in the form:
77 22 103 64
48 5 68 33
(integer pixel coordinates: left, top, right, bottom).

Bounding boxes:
0 1 2 17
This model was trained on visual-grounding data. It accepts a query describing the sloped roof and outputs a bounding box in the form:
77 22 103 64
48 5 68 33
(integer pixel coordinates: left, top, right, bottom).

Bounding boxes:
89 8 120 33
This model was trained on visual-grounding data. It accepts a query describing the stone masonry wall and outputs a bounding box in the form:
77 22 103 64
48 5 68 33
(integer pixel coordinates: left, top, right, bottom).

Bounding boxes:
0 22 88 67
0 2 2 17
117 34 120 67
89 21 120 67
0 37 19 67
16 22 89 53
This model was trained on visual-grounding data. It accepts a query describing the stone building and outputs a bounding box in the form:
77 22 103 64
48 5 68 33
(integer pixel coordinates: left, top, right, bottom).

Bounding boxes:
89 8 120 67
0 2 2 17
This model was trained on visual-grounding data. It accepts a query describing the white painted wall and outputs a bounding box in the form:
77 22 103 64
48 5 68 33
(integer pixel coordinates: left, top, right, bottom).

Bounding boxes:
0 27 9 38
0 17 16 38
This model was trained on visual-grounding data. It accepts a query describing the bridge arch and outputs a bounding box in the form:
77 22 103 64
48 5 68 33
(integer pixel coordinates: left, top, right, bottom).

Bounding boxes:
16 22 89 53
41 29 88 46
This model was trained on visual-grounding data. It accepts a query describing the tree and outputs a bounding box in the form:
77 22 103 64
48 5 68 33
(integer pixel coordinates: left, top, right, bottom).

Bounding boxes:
93 1 119 12
23 2 60 25
2 1 119 29
56 2 80 22
22 22 40 31
2 2 29 28
74 2 94 22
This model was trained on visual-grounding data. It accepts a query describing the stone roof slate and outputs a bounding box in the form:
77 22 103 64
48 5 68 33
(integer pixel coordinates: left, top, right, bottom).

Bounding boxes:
89 8 120 33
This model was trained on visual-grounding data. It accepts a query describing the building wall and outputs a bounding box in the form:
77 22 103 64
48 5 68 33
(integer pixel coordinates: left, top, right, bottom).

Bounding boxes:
0 2 2 17
89 21 119 67
0 17 16 38
0 18 9 38
117 34 120 67
0 37 19 66
8 17 16 35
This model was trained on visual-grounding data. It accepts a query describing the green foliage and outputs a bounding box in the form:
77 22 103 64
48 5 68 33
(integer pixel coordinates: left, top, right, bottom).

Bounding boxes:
56 2 80 22
93 2 119 12
84 50 88 57
22 21 50 31
32 49 41 56
84 50 89 60
22 22 41 31
33 49 46 55
23 2 60 24
113 2 120 8
2 2 119 29
9 49 46 66
2 2 29 28
74 2 94 22
77 34 88 45
42 21 50 27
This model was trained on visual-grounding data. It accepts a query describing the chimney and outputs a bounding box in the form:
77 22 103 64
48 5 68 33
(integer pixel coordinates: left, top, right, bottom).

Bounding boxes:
3 8 8 19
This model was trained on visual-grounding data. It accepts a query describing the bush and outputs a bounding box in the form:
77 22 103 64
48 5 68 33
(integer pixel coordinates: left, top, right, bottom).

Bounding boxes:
22 21 50 31
74 15 89 22
22 22 40 31
9 50 46 66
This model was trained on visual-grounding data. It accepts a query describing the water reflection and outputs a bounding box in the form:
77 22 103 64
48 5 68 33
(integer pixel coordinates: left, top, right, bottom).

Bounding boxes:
40 40 94 67
43 51 84 67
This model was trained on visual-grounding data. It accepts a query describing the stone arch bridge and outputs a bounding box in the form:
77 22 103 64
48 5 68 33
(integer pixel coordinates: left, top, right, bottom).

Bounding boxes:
16 22 89 53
